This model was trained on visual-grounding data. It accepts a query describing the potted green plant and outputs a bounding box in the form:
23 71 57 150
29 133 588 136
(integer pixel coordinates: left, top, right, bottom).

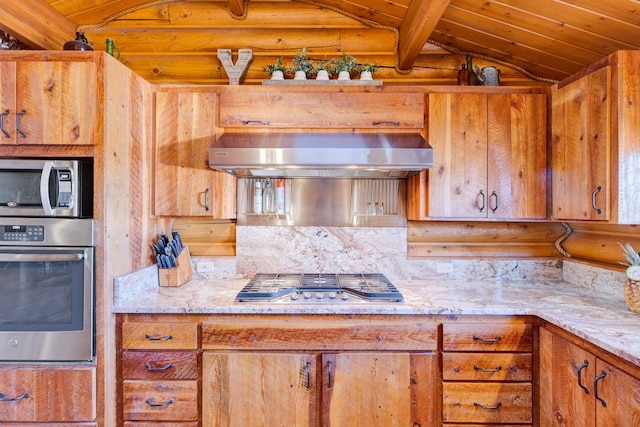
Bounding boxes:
291 48 314 80
314 57 332 81
265 56 286 80
358 61 378 80
331 52 358 80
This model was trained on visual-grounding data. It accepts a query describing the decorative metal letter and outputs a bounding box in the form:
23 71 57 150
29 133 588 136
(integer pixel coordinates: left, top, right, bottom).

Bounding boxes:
217 49 253 85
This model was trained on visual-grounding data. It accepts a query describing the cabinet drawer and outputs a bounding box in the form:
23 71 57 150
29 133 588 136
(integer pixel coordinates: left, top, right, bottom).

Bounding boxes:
202 320 437 350
0 367 95 422
219 91 424 129
123 380 198 421
442 382 532 424
443 323 533 352
122 322 198 350
123 351 198 380
442 352 532 381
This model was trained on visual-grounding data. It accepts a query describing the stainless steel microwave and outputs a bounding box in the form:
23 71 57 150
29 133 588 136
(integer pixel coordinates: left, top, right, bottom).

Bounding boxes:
0 159 93 217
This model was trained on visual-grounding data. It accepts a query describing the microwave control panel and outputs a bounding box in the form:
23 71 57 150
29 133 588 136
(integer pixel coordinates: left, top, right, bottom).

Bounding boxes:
0 224 45 241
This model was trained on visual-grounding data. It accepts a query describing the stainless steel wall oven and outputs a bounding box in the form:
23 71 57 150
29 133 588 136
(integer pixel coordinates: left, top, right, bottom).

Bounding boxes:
0 217 95 362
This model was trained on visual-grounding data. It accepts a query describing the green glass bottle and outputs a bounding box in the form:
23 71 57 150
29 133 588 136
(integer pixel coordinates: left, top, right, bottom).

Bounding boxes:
466 54 479 86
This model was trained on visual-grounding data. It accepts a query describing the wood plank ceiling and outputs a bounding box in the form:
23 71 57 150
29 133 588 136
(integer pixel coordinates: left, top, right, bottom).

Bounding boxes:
2 0 640 85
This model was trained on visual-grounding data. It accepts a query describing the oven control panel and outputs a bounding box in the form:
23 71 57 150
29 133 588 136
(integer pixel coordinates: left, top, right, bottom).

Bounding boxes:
0 224 45 241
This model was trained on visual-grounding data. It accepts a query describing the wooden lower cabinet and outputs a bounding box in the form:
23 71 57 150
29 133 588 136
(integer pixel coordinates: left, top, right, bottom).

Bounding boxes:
0 366 95 423
202 351 438 427
442 321 534 425
539 326 640 427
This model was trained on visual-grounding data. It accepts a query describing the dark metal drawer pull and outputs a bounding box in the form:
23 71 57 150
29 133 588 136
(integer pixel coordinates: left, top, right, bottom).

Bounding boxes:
145 398 174 407
594 370 607 407
145 362 174 371
16 109 26 138
474 364 502 373
327 360 333 388
0 109 10 138
242 120 270 125
476 190 486 213
472 335 502 343
0 392 29 401
372 121 400 126
592 186 602 214
145 334 173 341
577 360 590 394
306 361 312 389
474 401 502 410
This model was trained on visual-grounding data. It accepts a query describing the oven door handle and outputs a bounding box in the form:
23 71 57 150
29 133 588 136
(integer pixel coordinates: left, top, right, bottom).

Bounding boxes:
0 253 84 262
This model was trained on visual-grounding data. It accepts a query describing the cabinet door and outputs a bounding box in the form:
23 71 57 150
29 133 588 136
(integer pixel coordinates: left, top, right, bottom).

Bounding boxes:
595 359 640 427
154 91 236 218
0 61 17 145
427 93 488 218
539 328 595 427
488 94 547 219
551 66 610 220
322 352 438 427
15 61 96 145
202 352 316 427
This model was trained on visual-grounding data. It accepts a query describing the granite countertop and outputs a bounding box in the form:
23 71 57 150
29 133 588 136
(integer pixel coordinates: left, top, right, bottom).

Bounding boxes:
113 267 640 368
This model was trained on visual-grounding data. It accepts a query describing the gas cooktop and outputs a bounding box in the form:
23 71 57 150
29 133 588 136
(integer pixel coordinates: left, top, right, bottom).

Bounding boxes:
235 273 404 303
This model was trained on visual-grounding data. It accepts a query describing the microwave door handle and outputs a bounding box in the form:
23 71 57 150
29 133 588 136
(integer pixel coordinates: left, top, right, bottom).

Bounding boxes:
0 253 84 262
40 161 54 215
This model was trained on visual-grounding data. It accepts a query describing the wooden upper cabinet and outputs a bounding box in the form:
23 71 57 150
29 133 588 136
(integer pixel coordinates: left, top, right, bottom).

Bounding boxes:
551 66 610 221
0 60 96 145
551 50 640 224
415 92 546 220
154 90 236 218
219 90 424 129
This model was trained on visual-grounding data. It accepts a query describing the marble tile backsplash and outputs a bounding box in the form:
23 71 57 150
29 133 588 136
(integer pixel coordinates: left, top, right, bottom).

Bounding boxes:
194 226 566 282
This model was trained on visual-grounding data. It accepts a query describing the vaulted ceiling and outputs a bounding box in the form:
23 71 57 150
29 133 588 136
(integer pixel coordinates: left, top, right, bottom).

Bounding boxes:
1 0 639 84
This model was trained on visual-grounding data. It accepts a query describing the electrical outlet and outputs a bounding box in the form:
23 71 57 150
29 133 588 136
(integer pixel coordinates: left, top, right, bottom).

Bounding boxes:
436 262 454 274
196 261 214 273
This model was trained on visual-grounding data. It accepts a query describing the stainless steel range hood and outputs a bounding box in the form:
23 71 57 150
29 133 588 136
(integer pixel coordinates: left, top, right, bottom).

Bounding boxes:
208 132 433 178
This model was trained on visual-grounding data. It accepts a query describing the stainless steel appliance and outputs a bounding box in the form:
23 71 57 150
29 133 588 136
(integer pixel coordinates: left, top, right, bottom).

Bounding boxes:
209 132 433 178
0 217 95 362
0 159 93 217
236 273 404 303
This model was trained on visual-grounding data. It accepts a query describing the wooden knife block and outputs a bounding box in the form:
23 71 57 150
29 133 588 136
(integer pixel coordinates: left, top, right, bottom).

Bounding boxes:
158 246 193 287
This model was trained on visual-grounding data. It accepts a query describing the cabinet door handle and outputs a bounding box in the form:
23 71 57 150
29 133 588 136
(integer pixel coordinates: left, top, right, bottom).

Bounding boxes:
145 398 174 407
474 401 502 410
242 120 270 125
591 186 602 214
145 362 174 371
490 190 498 213
204 188 210 212
0 109 10 138
306 361 312 389
16 109 26 138
594 369 607 407
372 121 400 126
473 335 502 343
145 333 173 341
0 392 29 401
474 364 502 373
476 190 486 212
577 360 590 394
327 360 333 388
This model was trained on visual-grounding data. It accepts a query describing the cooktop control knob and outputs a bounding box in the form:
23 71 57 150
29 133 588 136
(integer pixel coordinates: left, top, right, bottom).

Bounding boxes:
290 293 299 301
341 293 349 301
328 292 337 299
303 292 312 299
315 293 324 300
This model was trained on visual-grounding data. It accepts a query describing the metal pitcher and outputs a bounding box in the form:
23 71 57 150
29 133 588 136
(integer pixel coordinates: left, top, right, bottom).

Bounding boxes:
474 65 501 86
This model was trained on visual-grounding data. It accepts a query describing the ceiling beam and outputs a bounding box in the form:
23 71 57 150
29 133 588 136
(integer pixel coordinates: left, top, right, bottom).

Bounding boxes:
0 0 76 50
228 0 247 17
397 0 451 71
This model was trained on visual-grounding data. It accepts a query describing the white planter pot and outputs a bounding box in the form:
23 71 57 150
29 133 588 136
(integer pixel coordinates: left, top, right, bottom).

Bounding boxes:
316 70 330 80
294 70 307 80
360 71 373 80
337 70 351 81
270 70 284 80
